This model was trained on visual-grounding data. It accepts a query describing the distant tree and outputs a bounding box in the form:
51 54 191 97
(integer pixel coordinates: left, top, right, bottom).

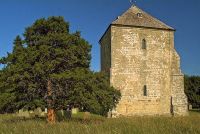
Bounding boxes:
184 75 200 109
0 16 121 122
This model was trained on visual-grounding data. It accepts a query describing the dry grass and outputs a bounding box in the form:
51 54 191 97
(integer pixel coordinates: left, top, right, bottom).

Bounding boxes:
0 111 199 134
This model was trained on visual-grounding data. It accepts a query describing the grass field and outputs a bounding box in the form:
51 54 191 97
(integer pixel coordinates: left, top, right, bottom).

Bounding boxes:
0 111 200 134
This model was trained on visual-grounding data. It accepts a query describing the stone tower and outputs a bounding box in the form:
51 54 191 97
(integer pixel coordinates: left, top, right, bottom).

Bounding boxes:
99 6 188 116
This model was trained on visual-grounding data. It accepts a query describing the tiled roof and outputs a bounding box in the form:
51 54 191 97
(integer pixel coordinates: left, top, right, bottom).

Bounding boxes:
112 5 174 30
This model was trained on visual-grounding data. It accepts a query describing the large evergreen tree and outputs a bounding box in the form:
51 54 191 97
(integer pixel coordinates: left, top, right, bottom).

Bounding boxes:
0 36 27 113
0 16 121 122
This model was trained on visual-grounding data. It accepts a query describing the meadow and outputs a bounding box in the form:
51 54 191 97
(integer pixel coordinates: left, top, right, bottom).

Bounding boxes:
0 111 199 134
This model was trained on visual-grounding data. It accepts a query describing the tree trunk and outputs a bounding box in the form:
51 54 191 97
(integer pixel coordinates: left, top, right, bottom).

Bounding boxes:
47 108 56 123
47 79 56 123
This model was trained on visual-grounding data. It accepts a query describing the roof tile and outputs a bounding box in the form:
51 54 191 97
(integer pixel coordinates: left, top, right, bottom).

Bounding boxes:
112 6 174 30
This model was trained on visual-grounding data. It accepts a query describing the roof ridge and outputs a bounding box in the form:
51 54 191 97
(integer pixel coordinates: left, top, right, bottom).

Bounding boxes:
112 5 175 30
136 6 174 30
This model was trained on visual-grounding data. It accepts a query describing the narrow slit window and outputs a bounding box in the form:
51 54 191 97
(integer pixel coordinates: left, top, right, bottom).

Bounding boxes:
143 85 147 96
142 39 146 49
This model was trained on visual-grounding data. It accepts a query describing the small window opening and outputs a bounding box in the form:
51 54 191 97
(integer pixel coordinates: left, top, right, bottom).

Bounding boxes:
137 13 143 18
143 85 147 96
142 39 146 49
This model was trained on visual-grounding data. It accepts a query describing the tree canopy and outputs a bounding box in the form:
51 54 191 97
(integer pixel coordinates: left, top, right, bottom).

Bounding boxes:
0 16 121 117
184 75 200 108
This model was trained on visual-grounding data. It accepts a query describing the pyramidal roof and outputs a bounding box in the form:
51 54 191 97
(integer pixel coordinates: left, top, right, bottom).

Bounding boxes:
112 5 174 30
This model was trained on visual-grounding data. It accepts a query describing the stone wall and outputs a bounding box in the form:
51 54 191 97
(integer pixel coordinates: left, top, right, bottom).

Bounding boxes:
100 25 188 116
171 74 188 115
171 50 188 115
100 27 111 75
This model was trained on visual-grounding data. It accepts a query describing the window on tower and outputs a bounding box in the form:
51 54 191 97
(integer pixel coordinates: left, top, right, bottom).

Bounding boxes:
143 85 147 96
142 39 146 49
137 12 143 18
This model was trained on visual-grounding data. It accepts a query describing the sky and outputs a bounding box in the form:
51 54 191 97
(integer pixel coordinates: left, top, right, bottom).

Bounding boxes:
0 0 199 75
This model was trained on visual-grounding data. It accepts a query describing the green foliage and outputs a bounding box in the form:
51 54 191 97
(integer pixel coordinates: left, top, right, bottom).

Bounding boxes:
51 70 121 116
0 16 120 115
184 75 200 108
0 36 25 113
0 93 15 113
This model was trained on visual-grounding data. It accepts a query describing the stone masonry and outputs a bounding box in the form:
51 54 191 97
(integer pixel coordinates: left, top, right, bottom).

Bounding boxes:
99 6 188 117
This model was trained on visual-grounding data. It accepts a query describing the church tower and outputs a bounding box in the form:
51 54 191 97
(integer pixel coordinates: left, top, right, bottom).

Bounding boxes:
99 6 188 116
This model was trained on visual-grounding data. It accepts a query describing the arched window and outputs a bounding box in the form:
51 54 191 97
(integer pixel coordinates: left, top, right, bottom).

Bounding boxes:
142 39 146 49
143 85 147 96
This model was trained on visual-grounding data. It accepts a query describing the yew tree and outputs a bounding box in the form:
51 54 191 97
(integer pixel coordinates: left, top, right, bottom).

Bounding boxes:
1 16 91 122
0 36 27 113
0 16 121 122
